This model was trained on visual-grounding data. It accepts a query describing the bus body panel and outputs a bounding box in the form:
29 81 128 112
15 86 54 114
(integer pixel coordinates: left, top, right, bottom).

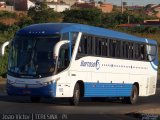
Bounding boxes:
69 55 157 97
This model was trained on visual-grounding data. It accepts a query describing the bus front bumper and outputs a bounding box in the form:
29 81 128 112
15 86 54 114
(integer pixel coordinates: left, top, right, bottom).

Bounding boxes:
6 83 57 97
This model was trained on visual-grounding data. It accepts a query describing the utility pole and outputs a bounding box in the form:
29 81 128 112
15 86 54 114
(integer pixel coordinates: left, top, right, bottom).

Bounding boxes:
121 0 123 14
128 16 130 24
55 0 58 12
13 0 15 11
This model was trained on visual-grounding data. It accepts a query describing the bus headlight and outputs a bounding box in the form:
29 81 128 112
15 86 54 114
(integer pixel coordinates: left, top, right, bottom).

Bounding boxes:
42 77 60 86
55 77 60 83
8 79 16 84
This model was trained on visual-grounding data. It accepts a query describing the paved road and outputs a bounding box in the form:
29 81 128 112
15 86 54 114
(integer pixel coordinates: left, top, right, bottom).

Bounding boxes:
0 81 159 120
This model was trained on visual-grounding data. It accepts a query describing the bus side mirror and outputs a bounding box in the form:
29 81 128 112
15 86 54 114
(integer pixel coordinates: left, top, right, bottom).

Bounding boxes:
53 40 70 57
53 40 70 74
1 41 10 56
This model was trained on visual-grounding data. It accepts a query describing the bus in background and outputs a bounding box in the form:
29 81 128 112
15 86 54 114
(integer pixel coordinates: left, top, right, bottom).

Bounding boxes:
1 23 158 105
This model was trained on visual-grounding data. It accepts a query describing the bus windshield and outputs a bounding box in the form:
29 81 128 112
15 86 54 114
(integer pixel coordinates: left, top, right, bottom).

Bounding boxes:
8 35 60 77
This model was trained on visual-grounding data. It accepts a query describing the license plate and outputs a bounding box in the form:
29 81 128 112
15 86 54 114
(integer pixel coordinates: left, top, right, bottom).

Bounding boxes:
23 90 31 94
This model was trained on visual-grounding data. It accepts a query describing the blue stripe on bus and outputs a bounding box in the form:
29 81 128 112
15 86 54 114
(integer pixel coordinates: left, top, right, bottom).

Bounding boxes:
145 38 158 71
7 83 56 97
84 82 132 97
151 57 158 71
150 62 158 71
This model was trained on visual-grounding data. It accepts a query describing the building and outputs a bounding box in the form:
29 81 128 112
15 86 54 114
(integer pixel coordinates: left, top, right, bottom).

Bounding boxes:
97 3 113 13
0 5 14 11
8 0 35 10
0 2 6 8
61 0 76 5
145 4 160 18
144 19 160 23
36 0 76 5
154 6 160 18
28 0 35 9
47 3 70 12
73 2 95 9
127 6 144 11
37 0 55 2
141 19 160 26
13 0 70 12
118 19 160 28
0 1 14 11
72 2 113 13
14 0 35 11
76 0 85 3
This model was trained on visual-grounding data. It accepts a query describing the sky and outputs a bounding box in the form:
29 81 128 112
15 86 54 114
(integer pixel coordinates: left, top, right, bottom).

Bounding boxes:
95 0 160 6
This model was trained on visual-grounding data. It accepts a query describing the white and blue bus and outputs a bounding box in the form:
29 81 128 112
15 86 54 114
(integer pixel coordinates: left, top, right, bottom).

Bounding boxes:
1 23 158 105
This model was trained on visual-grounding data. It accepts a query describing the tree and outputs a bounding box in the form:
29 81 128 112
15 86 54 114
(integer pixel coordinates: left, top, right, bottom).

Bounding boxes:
63 8 103 26
101 11 150 28
17 16 33 28
28 2 62 23
98 1 103 4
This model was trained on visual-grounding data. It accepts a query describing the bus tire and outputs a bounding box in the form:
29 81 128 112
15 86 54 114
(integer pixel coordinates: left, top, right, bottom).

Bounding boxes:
70 83 80 106
123 85 138 104
30 97 40 103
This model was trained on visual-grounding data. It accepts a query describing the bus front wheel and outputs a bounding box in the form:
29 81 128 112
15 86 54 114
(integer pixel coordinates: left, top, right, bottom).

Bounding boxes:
70 83 80 106
30 97 41 103
123 85 138 104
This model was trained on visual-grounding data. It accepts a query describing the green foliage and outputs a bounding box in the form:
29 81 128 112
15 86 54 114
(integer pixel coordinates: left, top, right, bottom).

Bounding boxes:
102 12 147 28
0 24 19 41
63 8 103 26
28 2 62 23
0 24 19 45
0 11 17 19
0 24 19 77
119 26 160 34
0 53 8 77
17 16 33 28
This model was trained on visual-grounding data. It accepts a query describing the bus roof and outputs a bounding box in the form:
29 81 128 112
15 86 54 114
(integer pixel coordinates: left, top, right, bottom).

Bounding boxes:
17 23 157 45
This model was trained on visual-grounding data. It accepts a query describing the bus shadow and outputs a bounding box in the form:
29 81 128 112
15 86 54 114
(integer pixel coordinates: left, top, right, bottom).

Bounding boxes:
0 95 32 103
0 95 126 106
0 95 158 106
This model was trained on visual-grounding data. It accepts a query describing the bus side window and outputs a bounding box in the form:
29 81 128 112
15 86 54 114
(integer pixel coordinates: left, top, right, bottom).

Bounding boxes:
101 39 107 56
112 40 116 57
146 44 157 61
134 43 147 61
122 41 128 59
92 37 95 55
87 36 92 55
71 32 78 53
140 44 145 60
77 35 89 59
78 35 87 54
83 36 87 54
95 37 100 55
109 39 113 57
109 39 120 58
128 42 134 59
58 44 69 72
115 40 121 58
134 43 140 60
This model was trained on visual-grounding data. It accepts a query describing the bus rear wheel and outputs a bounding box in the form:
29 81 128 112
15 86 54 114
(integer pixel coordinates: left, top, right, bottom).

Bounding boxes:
70 83 80 106
30 97 41 103
123 85 138 104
